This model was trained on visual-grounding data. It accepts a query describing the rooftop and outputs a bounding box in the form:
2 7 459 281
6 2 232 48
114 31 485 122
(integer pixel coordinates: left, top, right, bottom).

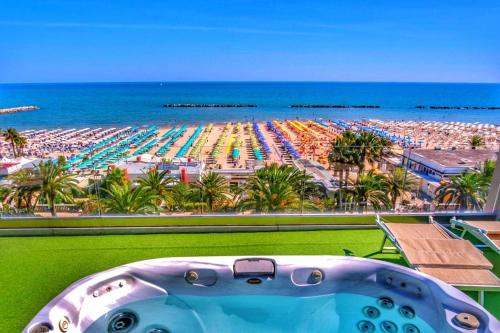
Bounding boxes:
406 149 497 168
0 215 498 332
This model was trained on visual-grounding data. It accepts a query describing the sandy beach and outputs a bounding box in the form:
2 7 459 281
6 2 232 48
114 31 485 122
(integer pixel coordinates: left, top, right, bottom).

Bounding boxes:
1 119 498 172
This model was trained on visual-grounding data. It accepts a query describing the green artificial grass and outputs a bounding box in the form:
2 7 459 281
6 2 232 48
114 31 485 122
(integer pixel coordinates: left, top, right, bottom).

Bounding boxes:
0 230 498 332
0 214 428 229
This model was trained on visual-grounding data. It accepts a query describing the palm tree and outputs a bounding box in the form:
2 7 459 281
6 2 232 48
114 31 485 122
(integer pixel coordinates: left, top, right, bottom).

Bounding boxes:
99 167 127 193
339 171 391 212
239 164 317 213
2 169 40 212
355 131 391 177
164 182 196 212
3 128 22 158
102 183 158 214
0 185 12 212
328 130 391 182
481 160 495 181
37 160 82 216
137 167 174 208
470 135 485 149
14 135 27 156
386 167 418 208
228 183 246 210
434 172 488 211
56 155 67 167
194 171 230 212
3 160 81 216
328 131 358 186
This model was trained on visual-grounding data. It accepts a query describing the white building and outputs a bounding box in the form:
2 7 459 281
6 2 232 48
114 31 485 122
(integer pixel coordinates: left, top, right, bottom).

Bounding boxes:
115 155 204 184
402 149 496 182
0 157 44 176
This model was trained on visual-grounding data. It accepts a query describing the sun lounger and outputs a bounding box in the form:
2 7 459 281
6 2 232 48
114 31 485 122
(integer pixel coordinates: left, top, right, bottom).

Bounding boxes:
376 215 500 305
450 218 500 254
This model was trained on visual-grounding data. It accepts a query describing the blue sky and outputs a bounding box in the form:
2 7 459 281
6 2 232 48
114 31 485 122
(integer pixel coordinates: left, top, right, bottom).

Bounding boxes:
0 1 499 83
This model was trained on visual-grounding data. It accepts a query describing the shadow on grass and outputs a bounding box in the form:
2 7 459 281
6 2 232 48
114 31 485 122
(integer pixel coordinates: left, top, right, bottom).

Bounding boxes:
375 257 407 266
362 250 407 266
363 250 381 258
342 249 354 256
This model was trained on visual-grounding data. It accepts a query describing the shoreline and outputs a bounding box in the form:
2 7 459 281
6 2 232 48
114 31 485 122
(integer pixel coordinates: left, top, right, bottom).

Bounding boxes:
4 116 499 131
3 110 499 131
2 119 498 171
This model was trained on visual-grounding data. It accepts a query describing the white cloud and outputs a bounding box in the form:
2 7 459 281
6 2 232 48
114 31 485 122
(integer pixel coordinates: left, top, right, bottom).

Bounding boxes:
0 20 337 37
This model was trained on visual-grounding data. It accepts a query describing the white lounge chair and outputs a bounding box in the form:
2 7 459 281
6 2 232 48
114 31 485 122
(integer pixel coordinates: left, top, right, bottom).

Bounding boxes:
376 215 500 305
450 218 500 255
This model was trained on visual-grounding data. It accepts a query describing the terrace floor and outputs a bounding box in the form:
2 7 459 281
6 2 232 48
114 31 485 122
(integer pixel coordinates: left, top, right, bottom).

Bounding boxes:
1 228 498 332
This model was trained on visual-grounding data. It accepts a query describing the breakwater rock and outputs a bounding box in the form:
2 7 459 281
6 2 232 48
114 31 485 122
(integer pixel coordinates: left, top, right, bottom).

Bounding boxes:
163 104 257 108
416 105 500 110
289 104 380 109
0 105 39 115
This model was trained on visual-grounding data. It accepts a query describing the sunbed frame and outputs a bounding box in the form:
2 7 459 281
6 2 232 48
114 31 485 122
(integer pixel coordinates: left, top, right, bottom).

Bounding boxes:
377 215 460 253
450 217 500 254
376 215 500 305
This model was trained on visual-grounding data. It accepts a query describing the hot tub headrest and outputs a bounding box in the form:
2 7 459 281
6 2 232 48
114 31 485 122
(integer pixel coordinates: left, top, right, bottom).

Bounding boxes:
233 258 276 278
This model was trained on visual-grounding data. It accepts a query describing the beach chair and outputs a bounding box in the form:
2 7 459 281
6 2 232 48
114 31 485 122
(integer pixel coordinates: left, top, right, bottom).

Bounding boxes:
450 218 500 254
376 215 500 305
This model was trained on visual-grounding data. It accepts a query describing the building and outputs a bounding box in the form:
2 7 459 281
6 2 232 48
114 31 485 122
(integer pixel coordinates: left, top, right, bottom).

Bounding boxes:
402 149 497 198
402 149 496 181
115 156 204 184
0 157 44 176
210 168 259 187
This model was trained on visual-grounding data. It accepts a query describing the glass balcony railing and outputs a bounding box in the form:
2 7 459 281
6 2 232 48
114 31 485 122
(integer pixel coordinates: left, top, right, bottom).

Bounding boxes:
0 151 498 217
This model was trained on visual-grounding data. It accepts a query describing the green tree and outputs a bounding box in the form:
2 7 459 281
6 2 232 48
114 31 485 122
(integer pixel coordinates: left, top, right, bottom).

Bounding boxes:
339 171 391 212
328 131 358 186
137 168 174 208
56 155 67 167
239 164 317 213
15 135 27 156
481 160 496 181
194 171 230 212
355 131 391 177
3 128 24 158
165 182 197 212
2 169 40 212
228 183 246 210
98 168 127 193
434 172 489 211
470 135 485 149
328 130 391 182
386 167 418 208
37 160 82 216
102 183 158 214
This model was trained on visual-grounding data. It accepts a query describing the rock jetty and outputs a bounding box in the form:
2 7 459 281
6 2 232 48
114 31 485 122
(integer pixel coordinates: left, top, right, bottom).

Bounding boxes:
0 105 39 115
415 105 500 110
163 104 257 108
289 104 380 109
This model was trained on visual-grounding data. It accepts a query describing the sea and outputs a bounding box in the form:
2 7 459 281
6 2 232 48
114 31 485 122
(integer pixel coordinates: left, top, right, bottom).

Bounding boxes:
1 82 499 130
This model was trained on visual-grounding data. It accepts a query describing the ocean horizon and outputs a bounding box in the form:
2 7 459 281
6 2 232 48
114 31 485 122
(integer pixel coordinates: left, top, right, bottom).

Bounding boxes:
1 81 499 130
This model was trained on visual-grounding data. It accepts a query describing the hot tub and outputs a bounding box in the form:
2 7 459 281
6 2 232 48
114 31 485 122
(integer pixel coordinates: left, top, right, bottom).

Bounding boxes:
24 256 499 333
